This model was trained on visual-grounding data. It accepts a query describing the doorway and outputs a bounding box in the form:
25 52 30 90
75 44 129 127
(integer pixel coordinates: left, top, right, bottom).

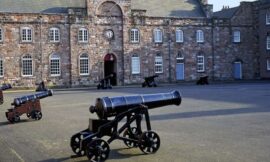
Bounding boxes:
234 62 242 79
104 53 117 85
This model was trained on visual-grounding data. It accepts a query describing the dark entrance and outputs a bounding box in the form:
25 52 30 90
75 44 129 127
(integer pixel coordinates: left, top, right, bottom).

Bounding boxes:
104 54 117 85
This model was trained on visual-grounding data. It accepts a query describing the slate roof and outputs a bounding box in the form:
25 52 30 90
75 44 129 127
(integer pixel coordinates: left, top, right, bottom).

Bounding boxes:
213 7 239 19
0 0 206 18
0 0 85 14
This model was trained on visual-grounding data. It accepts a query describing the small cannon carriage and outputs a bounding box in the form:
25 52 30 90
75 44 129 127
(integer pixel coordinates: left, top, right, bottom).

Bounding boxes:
70 91 182 161
142 75 158 87
196 75 209 85
5 90 53 123
0 83 12 105
97 74 113 89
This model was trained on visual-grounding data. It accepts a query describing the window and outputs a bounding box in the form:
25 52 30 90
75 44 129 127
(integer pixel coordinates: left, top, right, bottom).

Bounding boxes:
197 55 205 72
131 54 140 74
78 28 88 43
79 53 89 75
175 29 183 43
176 52 184 63
154 28 163 43
155 53 163 73
267 59 270 71
196 30 204 43
0 58 3 77
21 27 32 42
130 28 140 43
22 55 33 76
233 31 241 43
267 36 270 50
0 28 3 42
266 13 270 25
49 27 60 42
50 54 61 76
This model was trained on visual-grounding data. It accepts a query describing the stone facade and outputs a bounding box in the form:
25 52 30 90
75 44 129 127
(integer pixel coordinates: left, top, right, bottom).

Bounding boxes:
0 0 268 87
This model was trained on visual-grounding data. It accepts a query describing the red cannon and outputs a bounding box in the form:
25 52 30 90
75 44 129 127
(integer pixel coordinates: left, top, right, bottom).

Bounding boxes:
5 90 53 123
0 83 12 105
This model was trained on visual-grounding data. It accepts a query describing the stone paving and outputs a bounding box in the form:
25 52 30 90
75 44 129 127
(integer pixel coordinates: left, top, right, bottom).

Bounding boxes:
0 82 270 162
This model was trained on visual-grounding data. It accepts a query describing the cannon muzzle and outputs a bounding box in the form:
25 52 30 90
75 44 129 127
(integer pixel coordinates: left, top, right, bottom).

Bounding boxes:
90 90 182 119
13 89 53 106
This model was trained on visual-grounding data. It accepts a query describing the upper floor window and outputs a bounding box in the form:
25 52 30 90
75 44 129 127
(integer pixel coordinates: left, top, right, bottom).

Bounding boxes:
154 28 163 43
175 29 183 43
50 54 61 76
267 59 270 71
0 57 3 77
130 28 140 43
267 36 270 50
79 53 89 75
196 30 204 43
78 28 88 43
197 55 205 72
131 54 140 74
21 27 32 42
22 54 33 76
155 53 163 73
0 28 3 42
266 13 270 25
233 30 241 43
49 27 60 42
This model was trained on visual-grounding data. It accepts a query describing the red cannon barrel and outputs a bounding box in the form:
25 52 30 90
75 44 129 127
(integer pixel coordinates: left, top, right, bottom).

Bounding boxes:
13 90 53 106
90 90 182 119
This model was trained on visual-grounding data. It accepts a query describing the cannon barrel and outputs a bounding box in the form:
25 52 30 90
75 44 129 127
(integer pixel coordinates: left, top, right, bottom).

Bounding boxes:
13 90 53 106
90 90 182 119
1 84 12 90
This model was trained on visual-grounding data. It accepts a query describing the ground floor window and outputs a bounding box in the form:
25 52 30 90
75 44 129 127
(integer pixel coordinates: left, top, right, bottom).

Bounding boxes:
155 53 163 73
50 54 61 76
267 59 270 71
79 53 89 75
131 54 140 74
0 58 3 77
22 54 33 76
197 55 205 72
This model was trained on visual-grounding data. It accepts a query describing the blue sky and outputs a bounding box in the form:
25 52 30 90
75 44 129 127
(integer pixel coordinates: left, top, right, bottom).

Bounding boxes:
208 0 256 11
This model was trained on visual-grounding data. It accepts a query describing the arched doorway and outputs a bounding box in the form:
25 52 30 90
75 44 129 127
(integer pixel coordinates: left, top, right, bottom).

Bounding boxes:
104 53 117 85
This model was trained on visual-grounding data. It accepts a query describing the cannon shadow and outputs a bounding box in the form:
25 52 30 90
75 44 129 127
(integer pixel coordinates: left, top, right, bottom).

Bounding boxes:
150 107 270 121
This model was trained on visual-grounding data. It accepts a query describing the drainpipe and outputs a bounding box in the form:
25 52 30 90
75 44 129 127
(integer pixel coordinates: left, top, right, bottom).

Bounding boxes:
211 19 215 81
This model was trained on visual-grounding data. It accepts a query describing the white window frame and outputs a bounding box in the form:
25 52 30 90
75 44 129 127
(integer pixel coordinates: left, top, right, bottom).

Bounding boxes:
0 28 3 42
50 54 61 76
266 13 270 25
22 55 33 76
154 28 163 43
267 59 270 71
131 55 140 74
196 30 204 43
130 28 140 43
155 54 163 73
197 55 205 72
175 29 183 43
233 30 241 43
21 27 33 42
79 53 89 76
267 36 270 50
78 28 88 43
0 58 3 77
49 27 60 43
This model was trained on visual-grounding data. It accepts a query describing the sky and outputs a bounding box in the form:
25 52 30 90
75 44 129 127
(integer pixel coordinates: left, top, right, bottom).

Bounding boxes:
208 0 257 12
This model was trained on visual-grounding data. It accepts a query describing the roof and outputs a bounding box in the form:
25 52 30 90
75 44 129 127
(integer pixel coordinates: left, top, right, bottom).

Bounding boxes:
0 0 85 14
131 0 206 18
0 0 206 18
213 7 239 19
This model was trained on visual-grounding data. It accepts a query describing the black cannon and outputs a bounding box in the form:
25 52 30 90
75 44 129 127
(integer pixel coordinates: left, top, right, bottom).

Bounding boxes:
97 74 113 89
5 90 53 123
0 83 12 105
70 90 182 161
142 75 158 87
196 75 209 85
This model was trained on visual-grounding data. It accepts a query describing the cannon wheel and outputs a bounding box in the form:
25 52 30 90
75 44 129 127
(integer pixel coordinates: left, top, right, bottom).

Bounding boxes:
9 115 20 123
123 127 139 148
70 130 91 156
86 138 110 161
139 131 160 154
32 110 42 120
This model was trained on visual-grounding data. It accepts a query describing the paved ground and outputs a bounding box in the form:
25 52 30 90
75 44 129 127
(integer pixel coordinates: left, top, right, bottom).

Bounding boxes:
0 82 270 162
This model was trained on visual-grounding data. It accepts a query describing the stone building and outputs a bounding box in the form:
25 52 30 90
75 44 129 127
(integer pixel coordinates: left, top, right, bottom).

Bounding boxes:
0 0 269 87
